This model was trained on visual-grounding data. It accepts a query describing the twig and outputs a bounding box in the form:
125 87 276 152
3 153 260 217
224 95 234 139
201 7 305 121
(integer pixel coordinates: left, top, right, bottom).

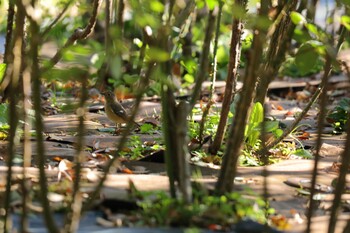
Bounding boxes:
176 101 192 203
255 0 297 103
328 93 350 233
260 107 270 232
15 0 61 231
198 0 223 144
161 82 177 198
83 62 155 211
327 28 350 233
174 0 195 28
29 20 60 233
41 0 73 37
44 0 102 70
327 93 350 233
259 86 321 154
21 67 32 233
305 25 347 233
209 0 246 154
342 61 350 80
3 1 14 64
116 0 124 32
215 0 267 194
0 1 15 98
189 7 218 109
3 3 25 231
65 74 88 233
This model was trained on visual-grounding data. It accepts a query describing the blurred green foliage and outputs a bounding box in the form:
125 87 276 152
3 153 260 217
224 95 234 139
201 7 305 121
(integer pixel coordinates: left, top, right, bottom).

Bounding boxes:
136 189 273 227
327 98 350 134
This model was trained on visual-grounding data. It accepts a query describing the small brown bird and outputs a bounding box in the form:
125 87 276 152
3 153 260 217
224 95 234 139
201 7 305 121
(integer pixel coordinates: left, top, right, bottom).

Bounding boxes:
102 90 139 129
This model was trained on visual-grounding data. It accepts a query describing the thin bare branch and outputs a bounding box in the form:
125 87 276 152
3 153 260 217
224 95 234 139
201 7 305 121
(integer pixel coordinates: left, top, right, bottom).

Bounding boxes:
215 0 269 194
15 0 60 231
83 62 155 211
116 0 124 34
41 0 73 37
45 0 102 70
3 3 25 231
65 75 88 233
306 25 347 233
21 67 32 233
189 7 218 108
209 0 246 154
3 1 14 64
199 0 224 144
0 1 15 99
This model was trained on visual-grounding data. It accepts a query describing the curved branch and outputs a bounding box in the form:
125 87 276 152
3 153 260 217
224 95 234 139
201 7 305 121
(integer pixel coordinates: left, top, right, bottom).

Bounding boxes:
45 0 102 70
41 0 73 37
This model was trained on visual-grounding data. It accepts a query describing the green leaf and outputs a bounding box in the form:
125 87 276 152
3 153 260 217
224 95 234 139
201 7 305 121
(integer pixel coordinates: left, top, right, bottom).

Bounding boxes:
293 28 312 43
339 98 350 111
123 74 139 85
110 56 122 80
252 15 271 31
305 23 319 36
341 15 350 31
0 64 6 82
246 102 264 146
146 47 170 62
264 121 279 133
150 0 164 12
140 123 154 134
217 46 229 64
135 13 160 28
290 11 305 25
180 59 197 74
273 129 283 138
293 149 313 159
196 0 206 9
295 43 319 75
184 74 194 84
206 0 218 10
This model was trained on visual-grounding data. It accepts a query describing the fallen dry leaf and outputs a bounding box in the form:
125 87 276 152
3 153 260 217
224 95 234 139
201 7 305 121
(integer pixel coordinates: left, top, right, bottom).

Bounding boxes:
285 111 294 116
296 132 310 140
121 168 133 174
277 105 284 110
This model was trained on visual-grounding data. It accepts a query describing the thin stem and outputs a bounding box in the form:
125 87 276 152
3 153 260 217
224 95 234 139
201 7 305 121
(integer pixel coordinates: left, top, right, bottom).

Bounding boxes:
4 1 14 64
306 25 347 233
20 67 32 233
116 0 124 35
260 86 321 153
4 2 25 231
209 0 246 154
215 0 268 193
44 0 102 71
0 1 15 99
198 0 223 143
189 7 218 109
65 75 88 233
41 0 72 37
26 12 60 233
83 62 155 211
327 98 350 233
